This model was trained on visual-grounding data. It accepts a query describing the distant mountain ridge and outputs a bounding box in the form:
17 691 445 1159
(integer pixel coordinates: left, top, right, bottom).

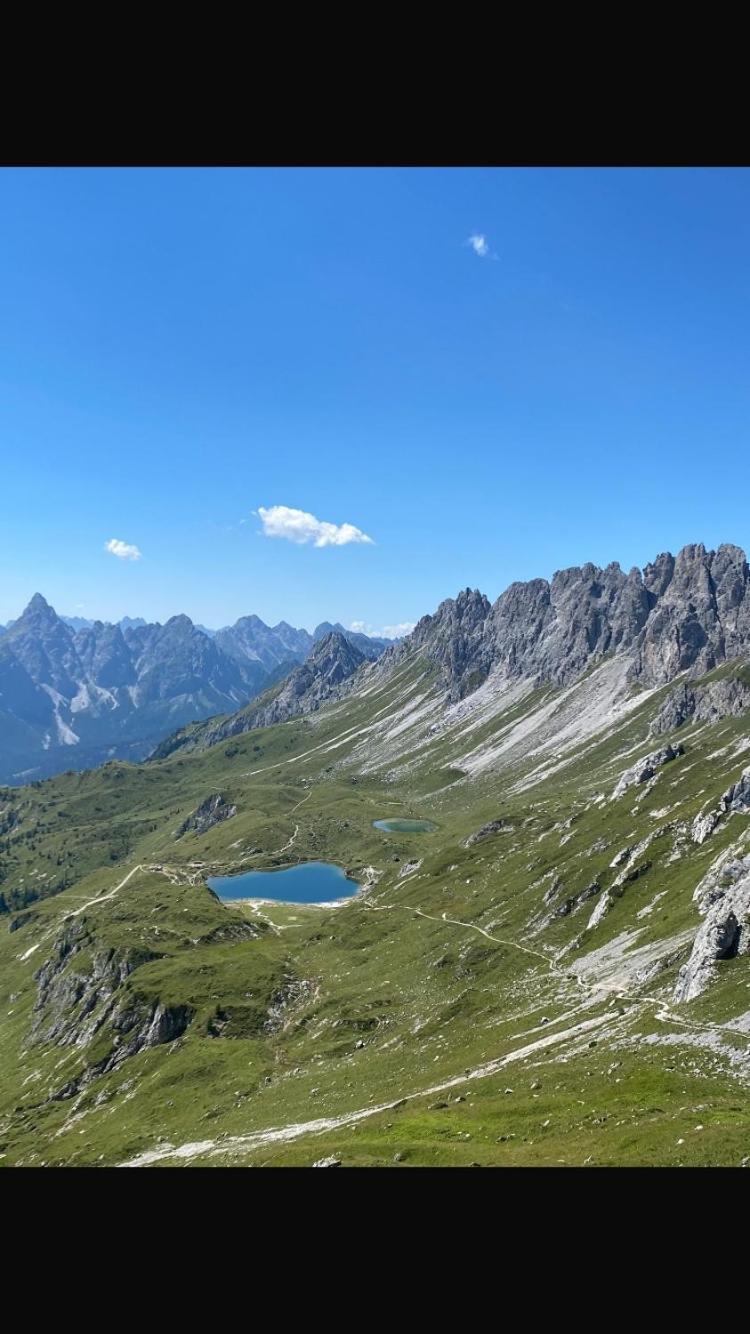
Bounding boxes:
152 630 367 758
153 542 750 762
0 597 391 783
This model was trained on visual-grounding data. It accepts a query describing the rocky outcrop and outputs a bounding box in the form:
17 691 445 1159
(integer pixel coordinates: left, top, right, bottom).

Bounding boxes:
399 859 423 877
263 975 314 1035
29 919 193 1099
720 768 750 814
30 918 157 1048
674 854 750 1002
487 562 653 689
611 744 683 800
587 892 612 930
52 999 193 1101
250 632 366 727
409 589 492 702
690 767 750 844
174 793 237 839
463 818 513 848
691 810 721 845
650 672 750 735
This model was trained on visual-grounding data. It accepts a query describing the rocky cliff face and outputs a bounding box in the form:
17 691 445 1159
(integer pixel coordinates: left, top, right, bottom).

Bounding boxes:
631 544 750 684
387 543 750 700
674 852 750 1002
174 793 237 839
650 671 750 735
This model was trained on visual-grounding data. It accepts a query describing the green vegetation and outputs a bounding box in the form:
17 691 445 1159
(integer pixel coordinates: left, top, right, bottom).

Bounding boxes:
1 653 748 1167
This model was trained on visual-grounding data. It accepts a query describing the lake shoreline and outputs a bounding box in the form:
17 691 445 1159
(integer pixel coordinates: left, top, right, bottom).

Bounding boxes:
208 859 374 907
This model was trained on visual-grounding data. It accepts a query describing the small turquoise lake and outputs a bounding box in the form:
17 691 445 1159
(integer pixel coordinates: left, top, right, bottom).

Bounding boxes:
207 861 359 904
373 818 438 833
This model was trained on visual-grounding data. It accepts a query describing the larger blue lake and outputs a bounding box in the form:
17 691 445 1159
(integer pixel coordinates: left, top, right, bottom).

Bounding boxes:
207 861 359 904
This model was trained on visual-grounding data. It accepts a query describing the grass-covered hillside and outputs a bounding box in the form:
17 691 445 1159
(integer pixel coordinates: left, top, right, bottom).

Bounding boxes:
1 646 748 1167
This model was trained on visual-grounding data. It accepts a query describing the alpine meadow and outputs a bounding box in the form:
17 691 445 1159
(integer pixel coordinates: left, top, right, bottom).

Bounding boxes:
1 167 749 1170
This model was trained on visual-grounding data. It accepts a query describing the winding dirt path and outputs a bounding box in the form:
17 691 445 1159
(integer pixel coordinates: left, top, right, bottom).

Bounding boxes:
119 1011 611 1167
65 863 144 919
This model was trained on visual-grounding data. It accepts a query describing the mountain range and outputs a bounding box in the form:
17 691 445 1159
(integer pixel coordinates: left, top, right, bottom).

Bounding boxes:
1 541 748 1168
155 542 750 757
0 596 392 784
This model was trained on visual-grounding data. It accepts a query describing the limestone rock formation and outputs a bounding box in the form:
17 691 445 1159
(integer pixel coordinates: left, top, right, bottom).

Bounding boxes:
674 855 750 1002
375 543 750 702
650 673 750 736
174 793 237 840
611 744 683 801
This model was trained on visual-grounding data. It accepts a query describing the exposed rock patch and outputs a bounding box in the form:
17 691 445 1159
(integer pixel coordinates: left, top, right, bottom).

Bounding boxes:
611 744 683 800
674 856 750 1002
650 673 750 736
399 859 423 878
690 767 750 844
720 768 750 814
463 818 513 848
28 918 192 1099
174 793 237 839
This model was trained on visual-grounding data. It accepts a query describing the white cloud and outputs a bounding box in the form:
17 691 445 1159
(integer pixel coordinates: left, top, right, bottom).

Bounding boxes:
466 233 498 260
468 233 489 257
256 505 374 548
105 538 142 562
349 619 415 641
382 622 415 639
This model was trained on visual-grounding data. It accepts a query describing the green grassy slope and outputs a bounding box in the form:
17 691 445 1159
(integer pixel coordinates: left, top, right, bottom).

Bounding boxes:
1 649 748 1167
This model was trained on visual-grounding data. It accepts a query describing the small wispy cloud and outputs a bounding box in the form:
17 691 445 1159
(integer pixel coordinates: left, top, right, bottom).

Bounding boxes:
350 619 415 640
383 622 416 639
105 538 142 562
256 505 374 548
466 233 497 260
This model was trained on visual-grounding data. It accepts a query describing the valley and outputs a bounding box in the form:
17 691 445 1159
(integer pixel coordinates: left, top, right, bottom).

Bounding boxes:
1 546 748 1167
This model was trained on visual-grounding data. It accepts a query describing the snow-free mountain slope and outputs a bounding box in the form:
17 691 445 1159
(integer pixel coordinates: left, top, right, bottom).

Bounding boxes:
0 543 748 1167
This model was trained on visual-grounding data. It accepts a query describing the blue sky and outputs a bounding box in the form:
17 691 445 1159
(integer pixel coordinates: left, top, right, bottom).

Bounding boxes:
1 166 748 633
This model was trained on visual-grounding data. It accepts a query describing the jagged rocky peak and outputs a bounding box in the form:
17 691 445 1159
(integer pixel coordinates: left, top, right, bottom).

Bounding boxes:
631 543 750 684
12 593 67 637
401 542 750 700
23 592 55 618
411 589 492 701
152 630 369 758
305 630 366 685
2 592 83 697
